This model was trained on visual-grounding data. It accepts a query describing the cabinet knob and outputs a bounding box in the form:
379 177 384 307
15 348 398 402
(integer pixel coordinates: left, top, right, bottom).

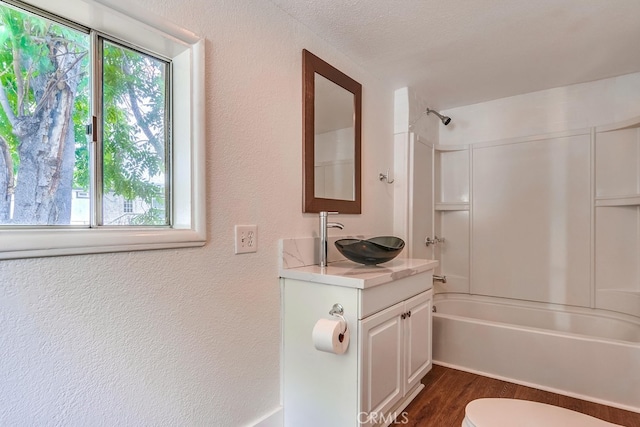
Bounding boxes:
400 313 406 320
407 311 411 318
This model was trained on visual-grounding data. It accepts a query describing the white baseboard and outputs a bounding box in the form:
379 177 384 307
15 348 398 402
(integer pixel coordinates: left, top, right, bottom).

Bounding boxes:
249 406 283 427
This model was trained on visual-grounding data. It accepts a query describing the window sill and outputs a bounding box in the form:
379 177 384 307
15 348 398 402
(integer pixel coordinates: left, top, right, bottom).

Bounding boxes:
0 227 206 260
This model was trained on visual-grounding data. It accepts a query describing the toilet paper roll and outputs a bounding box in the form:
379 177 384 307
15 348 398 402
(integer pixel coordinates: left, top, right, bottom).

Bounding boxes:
312 317 350 354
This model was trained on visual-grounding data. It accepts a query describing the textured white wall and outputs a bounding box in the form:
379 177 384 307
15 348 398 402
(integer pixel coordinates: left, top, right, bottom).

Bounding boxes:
439 72 640 144
393 87 439 143
0 0 394 425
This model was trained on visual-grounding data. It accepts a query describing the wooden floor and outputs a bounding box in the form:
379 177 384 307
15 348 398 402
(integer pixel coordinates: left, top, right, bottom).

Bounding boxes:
403 365 640 426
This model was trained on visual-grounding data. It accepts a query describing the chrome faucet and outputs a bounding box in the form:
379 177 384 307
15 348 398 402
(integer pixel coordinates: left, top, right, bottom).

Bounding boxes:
319 211 344 267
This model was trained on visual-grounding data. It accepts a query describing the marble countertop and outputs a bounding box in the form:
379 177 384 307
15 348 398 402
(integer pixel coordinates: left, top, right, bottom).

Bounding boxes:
279 258 439 289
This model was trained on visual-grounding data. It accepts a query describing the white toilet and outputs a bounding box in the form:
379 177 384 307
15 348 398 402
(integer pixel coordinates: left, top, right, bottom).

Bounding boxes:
463 398 622 427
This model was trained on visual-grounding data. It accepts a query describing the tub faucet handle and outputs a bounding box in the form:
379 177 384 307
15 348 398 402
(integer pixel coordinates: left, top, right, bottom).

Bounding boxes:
425 236 445 247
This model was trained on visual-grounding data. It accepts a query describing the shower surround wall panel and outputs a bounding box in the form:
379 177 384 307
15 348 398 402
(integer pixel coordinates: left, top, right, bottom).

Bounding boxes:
434 210 469 294
435 148 469 206
409 137 434 259
433 123 640 317
471 133 592 306
434 146 470 294
594 123 640 318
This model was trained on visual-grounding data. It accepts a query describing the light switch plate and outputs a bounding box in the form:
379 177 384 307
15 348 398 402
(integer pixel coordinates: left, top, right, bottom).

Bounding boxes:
235 225 257 254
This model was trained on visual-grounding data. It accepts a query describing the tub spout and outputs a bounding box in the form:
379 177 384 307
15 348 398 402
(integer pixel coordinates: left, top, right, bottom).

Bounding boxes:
433 275 447 283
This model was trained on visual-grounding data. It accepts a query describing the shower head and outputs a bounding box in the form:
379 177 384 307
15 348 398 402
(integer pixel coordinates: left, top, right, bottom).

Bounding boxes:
426 108 452 126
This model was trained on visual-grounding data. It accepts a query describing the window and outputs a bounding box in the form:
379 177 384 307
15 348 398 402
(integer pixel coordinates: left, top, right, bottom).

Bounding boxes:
0 4 170 227
99 39 169 226
0 0 205 259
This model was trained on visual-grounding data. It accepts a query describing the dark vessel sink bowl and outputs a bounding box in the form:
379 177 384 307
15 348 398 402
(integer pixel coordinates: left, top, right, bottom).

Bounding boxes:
335 236 405 265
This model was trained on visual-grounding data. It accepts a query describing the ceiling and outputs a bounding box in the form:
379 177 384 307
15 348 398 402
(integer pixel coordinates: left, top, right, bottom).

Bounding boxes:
269 0 640 110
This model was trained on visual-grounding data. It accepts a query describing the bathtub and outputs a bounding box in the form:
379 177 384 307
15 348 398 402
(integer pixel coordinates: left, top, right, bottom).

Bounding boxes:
432 294 640 413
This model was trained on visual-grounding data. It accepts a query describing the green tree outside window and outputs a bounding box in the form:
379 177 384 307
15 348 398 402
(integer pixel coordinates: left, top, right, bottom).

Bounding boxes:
0 1 168 226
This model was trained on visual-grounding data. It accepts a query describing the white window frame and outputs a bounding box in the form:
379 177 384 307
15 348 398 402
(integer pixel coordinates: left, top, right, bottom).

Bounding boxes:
0 0 206 259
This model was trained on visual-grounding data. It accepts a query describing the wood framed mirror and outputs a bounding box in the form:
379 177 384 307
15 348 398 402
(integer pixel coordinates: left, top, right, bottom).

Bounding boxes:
303 49 361 214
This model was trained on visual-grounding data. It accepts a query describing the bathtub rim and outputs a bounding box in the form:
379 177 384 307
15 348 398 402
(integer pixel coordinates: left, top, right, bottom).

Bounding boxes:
433 293 640 345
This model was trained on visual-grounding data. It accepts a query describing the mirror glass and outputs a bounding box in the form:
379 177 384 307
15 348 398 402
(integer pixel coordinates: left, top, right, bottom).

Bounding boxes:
314 73 355 201
303 49 361 214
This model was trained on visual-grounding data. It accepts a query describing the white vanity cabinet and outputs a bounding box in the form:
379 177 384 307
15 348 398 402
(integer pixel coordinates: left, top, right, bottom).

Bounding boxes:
280 259 437 427
360 290 433 424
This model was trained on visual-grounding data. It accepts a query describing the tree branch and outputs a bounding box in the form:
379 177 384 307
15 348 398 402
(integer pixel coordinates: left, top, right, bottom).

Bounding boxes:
123 58 164 162
0 80 18 128
0 135 14 193
33 50 87 116
11 45 25 117
0 135 12 221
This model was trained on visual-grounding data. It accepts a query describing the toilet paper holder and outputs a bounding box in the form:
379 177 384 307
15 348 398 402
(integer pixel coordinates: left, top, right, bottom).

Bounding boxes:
328 303 348 342
329 303 344 316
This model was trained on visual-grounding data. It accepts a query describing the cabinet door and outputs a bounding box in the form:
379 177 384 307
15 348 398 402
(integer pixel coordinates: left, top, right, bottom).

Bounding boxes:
404 290 432 393
359 302 404 423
